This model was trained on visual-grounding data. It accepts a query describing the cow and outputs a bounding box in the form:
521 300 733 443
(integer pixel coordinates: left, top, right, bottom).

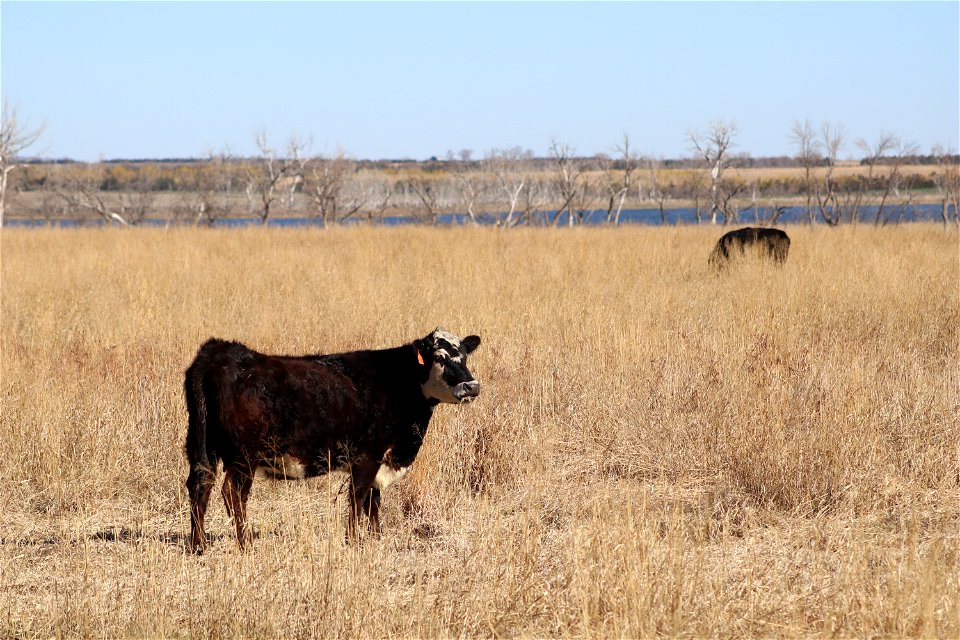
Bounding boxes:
183 328 481 552
708 227 791 268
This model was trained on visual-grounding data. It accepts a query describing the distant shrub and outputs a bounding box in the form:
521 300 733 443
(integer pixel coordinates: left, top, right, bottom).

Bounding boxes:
150 177 176 191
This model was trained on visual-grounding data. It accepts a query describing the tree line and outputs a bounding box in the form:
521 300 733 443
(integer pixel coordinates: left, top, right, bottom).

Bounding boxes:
2 104 958 227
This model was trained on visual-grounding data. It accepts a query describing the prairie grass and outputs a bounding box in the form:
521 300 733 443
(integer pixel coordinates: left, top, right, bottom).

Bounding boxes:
1 224 957 638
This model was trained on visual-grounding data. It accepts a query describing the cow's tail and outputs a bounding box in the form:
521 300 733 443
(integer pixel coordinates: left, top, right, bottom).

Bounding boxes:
184 341 221 474
776 235 791 263
708 242 726 269
185 341 227 553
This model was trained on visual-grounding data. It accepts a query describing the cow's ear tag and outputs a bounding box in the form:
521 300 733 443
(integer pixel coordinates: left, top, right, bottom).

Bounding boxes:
416 349 424 366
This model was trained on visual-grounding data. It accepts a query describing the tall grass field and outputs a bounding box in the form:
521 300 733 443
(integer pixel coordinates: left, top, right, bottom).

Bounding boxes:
1 224 957 638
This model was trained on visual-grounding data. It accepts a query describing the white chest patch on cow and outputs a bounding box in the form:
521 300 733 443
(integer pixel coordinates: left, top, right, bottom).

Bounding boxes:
374 464 409 490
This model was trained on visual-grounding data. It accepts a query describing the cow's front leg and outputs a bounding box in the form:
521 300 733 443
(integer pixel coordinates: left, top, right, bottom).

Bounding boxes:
347 460 380 543
356 486 383 538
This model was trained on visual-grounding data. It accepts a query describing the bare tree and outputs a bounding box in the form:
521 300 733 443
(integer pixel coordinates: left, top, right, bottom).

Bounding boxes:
303 148 366 226
116 167 157 225
245 130 309 224
742 180 786 226
0 100 46 225
484 147 533 227
358 175 398 224
548 139 590 226
406 176 444 224
641 156 671 224
689 119 738 224
518 174 549 226
854 131 896 225
25 177 68 224
571 164 600 226
931 144 960 229
450 149 490 224
596 153 614 218
55 163 130 225
790 119 821 225
856 133 918 225
677 167 708 224
181 149 236 226
716 176 747 224
601 133 638 225
814 122 849 225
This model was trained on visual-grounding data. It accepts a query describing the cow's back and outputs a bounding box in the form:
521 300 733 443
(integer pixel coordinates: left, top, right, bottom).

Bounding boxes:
710 227 790 266
188 339 390 471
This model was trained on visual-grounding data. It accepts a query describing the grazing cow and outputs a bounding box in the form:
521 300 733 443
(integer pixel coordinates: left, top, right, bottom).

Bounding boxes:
184 328 481 552
708 227 791 268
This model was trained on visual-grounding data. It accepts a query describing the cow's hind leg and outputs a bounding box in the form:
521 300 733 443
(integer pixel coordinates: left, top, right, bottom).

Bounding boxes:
222 462 255 550
187 463 216 553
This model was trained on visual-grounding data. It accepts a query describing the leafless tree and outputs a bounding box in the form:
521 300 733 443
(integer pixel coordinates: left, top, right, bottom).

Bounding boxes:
18 163 69 223
677 167 708 224
814 122 851 225
55 163 130 225
853 131 896 225
689 119 738 224
516 175 549 226
601 133 638 225
406 176 444 224
449 149 491 224
717 176 747 224
303 148 366 226
856 133 918 225
759 201 787 225
643 157 671 224
548 138 591 226
790 119 821 225
0 100 46 225
742 181 786 226
245 129 309 224
484 147 533 227
358 175 398 224
931 144 960 229
571 166 600 226
116 168 157 225
31 184 69 224
180 149 235 226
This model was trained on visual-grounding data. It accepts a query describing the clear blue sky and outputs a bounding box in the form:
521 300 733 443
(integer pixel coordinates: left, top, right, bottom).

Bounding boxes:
2 1 957 161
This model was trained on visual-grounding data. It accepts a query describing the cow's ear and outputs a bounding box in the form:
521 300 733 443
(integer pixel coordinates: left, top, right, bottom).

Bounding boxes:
461 335 481 354
413 339 429 366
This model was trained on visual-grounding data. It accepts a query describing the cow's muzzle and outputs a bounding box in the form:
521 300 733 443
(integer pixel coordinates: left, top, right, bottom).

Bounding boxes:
454 380 481 403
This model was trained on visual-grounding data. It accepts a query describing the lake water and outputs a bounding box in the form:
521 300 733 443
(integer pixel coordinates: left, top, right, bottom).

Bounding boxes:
5 204 952 228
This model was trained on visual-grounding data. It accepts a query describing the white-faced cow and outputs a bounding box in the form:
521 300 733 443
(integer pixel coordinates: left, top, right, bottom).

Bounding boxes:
184 328 481 552
709 227 791 268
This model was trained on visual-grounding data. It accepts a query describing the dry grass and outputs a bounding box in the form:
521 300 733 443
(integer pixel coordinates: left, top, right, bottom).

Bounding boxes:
1 224 957 638
728 162 945 181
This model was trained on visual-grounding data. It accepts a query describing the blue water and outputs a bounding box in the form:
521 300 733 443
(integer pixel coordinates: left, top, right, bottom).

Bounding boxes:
5 204 952 228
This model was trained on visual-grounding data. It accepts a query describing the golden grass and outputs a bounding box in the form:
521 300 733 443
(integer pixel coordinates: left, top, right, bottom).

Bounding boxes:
1 224 957 638
728 163 945 180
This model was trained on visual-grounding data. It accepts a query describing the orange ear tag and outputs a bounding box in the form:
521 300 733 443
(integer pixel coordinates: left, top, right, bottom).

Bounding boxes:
417 350 424 365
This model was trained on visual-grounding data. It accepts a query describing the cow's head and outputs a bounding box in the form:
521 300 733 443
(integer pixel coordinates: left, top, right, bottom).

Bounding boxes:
415 328 481 404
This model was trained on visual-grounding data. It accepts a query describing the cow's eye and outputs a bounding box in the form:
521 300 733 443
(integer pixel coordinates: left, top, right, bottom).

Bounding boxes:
433 354 445 364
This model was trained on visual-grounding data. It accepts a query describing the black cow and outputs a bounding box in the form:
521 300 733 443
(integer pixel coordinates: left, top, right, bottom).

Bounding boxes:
708 227 791 268
184 328 481 552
